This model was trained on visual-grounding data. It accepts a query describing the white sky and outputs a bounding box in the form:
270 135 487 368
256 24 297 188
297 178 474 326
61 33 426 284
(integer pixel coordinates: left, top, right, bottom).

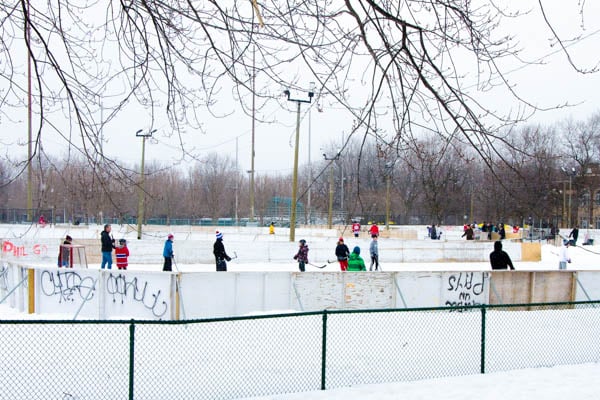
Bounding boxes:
2 2 600 176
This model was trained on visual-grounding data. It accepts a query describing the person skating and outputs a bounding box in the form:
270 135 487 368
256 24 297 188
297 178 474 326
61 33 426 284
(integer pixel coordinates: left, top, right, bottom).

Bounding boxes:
369 235 379 271
347 246 366 271
213 231 232 271
559 240 572 270
462 224 474 240
568 226 579 246
368 223 380 238
430 224 437 240
335 237 350 271
293 239 309 272
352 221 361 238
489 241 515 270
115 239 129 270
163 234 174 271
100 224 115 269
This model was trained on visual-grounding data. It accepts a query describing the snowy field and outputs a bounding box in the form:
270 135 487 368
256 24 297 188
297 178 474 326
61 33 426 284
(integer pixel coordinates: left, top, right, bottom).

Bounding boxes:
2 223 600 399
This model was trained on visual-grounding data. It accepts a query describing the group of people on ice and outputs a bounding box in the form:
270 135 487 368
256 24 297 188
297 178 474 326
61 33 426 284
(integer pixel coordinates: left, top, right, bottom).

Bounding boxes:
293 232 381 273
60 220 581 273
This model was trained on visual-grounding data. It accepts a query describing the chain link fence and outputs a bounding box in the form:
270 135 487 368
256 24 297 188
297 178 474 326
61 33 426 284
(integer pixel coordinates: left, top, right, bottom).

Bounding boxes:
2 302 600 399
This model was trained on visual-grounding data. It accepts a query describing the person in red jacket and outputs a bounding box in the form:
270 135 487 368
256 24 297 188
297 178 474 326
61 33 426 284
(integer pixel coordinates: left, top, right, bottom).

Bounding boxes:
115 239 130 270
352 221 361 238
368 223 379 238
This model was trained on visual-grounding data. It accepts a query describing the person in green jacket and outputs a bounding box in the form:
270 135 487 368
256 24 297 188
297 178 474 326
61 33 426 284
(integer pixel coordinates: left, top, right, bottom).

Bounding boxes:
347 246 366 271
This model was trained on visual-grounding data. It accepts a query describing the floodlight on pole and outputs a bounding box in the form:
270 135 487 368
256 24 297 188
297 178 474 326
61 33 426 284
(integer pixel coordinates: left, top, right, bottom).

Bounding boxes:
136 128 157 240
284 87 314 242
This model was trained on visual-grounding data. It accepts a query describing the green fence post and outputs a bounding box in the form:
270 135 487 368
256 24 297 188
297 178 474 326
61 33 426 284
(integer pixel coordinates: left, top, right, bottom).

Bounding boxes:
129 321 135 400
321 310 328 390
480 307 486 374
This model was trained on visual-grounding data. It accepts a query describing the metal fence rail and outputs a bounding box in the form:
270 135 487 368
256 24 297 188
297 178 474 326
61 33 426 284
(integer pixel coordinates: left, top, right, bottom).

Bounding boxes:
2 302 600 399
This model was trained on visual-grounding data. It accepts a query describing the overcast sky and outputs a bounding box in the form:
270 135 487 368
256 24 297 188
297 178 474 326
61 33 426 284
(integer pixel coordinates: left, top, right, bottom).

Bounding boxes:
3 2 600 174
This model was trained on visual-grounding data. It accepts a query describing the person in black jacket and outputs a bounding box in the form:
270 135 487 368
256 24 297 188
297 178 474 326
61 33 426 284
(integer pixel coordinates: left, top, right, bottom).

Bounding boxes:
489 241 515 270
569 226 579 246
100 224 115 269
213 231 231 271
335 237 350 271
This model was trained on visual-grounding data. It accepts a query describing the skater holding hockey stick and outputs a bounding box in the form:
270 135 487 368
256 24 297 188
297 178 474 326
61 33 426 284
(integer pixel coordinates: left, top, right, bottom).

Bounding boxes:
213 231 232 271
293 239 309 272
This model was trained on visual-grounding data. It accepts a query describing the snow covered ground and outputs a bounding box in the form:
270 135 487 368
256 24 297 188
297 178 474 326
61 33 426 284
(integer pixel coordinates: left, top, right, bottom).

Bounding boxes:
2 224 600 399
245 363 600 400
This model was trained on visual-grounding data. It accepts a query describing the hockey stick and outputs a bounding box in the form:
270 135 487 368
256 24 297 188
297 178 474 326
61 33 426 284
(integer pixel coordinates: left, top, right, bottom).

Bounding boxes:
308 262 328 269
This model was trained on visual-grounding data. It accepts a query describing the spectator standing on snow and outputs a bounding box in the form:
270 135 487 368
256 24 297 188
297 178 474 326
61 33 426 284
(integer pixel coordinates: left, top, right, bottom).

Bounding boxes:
100 224 115 269
58 235 73 267
335 237 350 271
213 231 232 272
569 226 579 246
352 221 361 238
489 241 515 270
369 235 379 271
115 239 130 270
347 246 366 271
269 222 275 235
293 239 309 272
163 234 174 271
462 224 474 240
369 223 380 238
559 240 572 270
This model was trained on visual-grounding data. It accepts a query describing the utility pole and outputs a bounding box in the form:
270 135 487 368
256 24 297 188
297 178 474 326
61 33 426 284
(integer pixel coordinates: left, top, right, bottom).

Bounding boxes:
384 161 397 230
284 87 314 242
26 0 33 222
250 46 256 222
324 151 341 229
136 129 156 239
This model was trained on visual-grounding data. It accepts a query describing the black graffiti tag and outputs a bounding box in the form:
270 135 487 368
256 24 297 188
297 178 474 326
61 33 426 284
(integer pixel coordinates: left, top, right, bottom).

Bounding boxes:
0 264 9 291
40 270 96 303
445 272 486 311
106 273 168 318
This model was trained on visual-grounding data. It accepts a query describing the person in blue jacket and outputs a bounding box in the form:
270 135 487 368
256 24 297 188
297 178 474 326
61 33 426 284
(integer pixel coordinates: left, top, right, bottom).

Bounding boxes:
163 233 174 271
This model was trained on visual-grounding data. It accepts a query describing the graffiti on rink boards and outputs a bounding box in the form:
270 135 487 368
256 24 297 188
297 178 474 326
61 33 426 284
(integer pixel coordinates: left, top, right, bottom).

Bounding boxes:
106 273 168 318
444 272 487 311
40 270 96 303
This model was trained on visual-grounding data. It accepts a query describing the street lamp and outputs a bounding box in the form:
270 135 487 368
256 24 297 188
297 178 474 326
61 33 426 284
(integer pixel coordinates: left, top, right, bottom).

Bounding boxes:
323 151 341 229
136 128 157 240
284 86 314 242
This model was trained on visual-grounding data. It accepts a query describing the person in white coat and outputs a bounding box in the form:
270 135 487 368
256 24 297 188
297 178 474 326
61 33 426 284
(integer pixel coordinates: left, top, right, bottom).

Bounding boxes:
559 240 571 270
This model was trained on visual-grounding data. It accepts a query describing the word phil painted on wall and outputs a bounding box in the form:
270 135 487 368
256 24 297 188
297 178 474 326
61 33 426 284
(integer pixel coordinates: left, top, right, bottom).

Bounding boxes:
444 271 487 310
2 240 48 257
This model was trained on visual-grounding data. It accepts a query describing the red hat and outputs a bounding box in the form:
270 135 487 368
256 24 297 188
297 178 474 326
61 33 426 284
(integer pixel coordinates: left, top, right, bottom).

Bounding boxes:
338 237 344 242
168 233 174 239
